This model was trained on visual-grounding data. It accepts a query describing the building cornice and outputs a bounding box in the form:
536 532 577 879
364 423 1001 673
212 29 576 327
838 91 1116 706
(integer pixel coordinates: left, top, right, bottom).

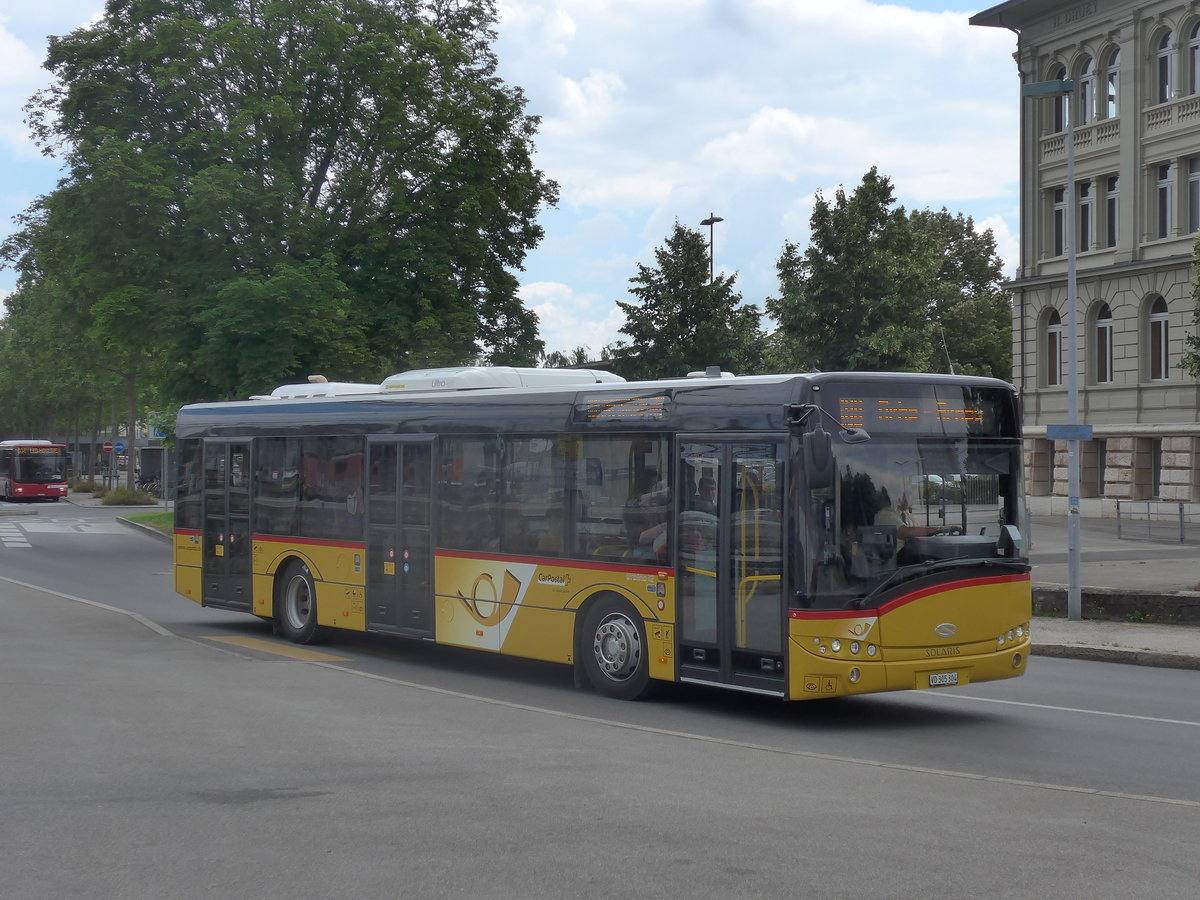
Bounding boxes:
1003 252 1197 291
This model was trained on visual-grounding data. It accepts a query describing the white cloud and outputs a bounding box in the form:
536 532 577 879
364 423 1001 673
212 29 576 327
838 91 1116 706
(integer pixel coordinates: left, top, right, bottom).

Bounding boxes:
523 281 626 355
0 21 51 158
1 2 1026 351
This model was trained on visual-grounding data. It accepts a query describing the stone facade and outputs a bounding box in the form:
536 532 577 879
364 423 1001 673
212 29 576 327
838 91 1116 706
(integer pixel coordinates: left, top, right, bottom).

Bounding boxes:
973 0 1200 518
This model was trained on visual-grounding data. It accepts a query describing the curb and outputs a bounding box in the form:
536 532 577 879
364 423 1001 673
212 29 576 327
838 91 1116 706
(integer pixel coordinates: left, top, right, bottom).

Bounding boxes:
1031 643 1200 671
116 517 172 545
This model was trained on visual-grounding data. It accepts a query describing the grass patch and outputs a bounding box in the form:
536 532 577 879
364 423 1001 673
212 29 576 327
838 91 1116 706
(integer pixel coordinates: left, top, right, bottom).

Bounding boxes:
124 510 173 535
102 487 158 506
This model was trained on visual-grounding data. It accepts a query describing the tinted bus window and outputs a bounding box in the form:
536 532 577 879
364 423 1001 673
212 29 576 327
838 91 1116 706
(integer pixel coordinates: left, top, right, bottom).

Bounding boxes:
298 436 365 542
577 435 671 563
437 437 501 551
175 439 202 530
254 436 300 536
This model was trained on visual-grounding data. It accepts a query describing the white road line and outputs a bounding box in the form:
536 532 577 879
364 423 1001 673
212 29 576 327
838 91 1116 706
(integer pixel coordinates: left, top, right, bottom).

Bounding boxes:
932 691 1200 729
4 574 1198 809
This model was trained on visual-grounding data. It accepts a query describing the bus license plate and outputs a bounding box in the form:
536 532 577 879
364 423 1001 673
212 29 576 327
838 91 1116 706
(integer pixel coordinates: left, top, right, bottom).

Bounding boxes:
929 672 958 687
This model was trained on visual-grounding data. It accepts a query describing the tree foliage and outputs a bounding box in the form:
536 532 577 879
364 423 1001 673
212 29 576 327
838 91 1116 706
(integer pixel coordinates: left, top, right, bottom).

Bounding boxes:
766 168 1011 380
609 222 763 381
8 0 557 404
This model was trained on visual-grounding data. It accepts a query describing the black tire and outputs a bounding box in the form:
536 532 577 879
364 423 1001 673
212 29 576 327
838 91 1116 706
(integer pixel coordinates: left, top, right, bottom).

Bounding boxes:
277 561 325 644
580 598 652 700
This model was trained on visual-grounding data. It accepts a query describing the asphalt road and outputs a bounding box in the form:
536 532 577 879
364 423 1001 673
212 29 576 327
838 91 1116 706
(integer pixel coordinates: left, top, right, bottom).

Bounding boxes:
2 502 1199 898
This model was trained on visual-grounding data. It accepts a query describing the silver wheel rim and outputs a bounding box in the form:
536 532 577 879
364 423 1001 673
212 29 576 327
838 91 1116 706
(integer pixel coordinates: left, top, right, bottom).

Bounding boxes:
284 571 312 631
592 613 642 682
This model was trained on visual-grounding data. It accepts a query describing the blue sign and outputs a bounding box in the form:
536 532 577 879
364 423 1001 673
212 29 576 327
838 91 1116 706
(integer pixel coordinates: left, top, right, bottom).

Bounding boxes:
113 441 126 453
1046 424 1093 441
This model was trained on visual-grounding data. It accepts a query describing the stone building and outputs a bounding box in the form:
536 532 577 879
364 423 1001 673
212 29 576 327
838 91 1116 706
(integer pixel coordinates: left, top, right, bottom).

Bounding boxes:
972 0 1200 518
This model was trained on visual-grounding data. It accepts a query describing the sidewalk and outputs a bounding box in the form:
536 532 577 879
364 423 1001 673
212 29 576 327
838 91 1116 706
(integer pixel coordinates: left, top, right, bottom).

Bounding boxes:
1028 514 1200 670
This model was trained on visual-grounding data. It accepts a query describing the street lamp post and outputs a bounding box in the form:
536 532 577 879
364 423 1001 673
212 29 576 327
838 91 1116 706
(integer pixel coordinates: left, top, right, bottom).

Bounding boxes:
1023 78 1085 621
700 213 724 283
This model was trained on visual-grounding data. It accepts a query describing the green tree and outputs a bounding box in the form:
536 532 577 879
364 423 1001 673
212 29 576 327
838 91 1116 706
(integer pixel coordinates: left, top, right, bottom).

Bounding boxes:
19 0 556 402
610 222 763 380
911 208 1012 380
766 168 937 374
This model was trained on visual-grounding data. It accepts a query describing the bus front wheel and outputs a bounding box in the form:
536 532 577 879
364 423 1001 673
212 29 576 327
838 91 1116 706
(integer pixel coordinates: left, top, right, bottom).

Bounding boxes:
580 598 651 700
277 561 325 644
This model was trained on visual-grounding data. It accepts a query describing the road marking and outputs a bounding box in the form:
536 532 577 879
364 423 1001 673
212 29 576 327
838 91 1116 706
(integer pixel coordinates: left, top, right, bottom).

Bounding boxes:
204 635 351 662
0 524 31 548
21 519 127 534
307 662 1200 809
6 574 1198 809
0 574 171 635
932 691 1200 729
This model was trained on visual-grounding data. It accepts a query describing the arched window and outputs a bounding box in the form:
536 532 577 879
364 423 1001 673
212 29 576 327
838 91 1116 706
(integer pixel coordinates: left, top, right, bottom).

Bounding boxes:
1105 47 1120 116
1190 24 1200 93
1077 56 1096 124
1148 296 1170 380
1046 310 1063 386
1157 31 1174 104
1051 64 1069 132
1094 303 1113 383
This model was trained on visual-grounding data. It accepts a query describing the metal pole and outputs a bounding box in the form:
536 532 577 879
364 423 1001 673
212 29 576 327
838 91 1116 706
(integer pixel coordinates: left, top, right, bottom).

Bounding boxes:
700 213 723 283
1065 95 1082 621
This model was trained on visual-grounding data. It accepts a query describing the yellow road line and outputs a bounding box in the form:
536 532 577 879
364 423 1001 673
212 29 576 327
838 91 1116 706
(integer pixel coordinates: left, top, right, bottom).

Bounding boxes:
204 635 351 662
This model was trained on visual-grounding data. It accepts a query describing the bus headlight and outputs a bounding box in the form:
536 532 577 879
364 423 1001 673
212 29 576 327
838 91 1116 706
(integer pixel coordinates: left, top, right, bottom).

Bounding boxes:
830 639 842 653
848 668 861 684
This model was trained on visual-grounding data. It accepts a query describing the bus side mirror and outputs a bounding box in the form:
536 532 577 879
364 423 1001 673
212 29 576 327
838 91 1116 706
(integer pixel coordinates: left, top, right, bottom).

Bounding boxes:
998 524 1025 558
803 429 834 490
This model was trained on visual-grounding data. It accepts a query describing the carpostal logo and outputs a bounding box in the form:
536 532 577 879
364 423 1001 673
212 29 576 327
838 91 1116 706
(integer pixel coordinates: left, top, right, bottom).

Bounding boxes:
458 571 521 627
537 572 572 587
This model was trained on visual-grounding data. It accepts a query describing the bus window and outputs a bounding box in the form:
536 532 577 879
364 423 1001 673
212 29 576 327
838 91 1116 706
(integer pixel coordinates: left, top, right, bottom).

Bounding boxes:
502 436 573 557
175 439 202 531
577 436 670 562
297 436 365 541
438 437 501 551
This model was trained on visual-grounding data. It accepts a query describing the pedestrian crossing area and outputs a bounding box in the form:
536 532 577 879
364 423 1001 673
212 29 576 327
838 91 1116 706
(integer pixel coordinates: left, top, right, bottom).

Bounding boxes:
0 522 31 548
0 517 129 549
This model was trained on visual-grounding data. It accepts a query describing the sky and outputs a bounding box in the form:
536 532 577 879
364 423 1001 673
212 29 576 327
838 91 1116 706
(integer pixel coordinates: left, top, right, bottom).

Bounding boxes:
0 1 1020 361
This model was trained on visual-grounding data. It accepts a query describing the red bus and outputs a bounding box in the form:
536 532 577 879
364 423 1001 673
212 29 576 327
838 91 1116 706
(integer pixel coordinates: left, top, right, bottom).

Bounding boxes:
0 440 70 501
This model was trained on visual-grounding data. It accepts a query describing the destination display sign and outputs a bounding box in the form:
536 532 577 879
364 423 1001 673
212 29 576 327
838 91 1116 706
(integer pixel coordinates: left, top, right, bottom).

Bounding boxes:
816 381 1017 436
574 393 669 423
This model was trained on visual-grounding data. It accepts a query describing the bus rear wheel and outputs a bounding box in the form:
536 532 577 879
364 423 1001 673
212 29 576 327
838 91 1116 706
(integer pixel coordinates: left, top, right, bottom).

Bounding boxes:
277 561 325 644
580 598 651 700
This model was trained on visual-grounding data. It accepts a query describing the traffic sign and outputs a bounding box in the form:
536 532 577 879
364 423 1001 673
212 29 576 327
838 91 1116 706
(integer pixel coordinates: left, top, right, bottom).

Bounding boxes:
113 441 126 453
1046 424 1093 441
102 441 114 453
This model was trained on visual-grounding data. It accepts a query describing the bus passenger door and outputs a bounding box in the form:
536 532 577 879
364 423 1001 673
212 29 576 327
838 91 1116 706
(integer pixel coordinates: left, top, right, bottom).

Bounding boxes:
367 438 433 637
677 439 786 696
202 441 251 611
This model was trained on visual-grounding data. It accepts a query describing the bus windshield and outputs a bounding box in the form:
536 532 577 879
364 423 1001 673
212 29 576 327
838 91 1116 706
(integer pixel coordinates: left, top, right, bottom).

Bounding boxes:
801 383 1025 611
17 453 68 484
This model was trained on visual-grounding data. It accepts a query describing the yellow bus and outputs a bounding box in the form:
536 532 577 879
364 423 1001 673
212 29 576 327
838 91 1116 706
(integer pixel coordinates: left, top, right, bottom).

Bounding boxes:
174 366 1031 700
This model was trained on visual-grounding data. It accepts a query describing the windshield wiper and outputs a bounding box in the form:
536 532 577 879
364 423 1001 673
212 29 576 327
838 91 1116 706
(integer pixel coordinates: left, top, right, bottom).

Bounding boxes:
852 556 1029 608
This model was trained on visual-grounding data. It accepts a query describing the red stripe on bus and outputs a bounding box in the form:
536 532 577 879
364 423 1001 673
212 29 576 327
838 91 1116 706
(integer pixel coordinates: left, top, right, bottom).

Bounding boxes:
788 572 1030 620
435 548 673 578
253 534 367 551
